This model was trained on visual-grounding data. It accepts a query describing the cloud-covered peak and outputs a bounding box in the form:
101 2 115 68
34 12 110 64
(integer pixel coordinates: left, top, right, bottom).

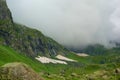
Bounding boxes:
6 0 120 48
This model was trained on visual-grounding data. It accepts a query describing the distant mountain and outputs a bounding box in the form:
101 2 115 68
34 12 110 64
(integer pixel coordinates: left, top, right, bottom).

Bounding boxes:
0 0 69 58
68 44 107 56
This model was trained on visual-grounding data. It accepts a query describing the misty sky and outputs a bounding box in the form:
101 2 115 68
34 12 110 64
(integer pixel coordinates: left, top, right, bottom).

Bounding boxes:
6 0 120 48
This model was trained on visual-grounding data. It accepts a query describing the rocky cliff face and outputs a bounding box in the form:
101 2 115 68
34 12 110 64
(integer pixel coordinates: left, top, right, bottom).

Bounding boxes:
0 0 13 24
0 0 13 45
0 0 69 57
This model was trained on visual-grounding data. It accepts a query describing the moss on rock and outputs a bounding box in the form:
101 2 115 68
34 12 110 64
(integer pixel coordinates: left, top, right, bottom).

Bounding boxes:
0 62 43 80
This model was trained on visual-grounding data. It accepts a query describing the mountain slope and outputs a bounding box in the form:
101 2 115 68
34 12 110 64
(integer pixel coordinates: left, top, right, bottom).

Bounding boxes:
0 0 69 58
0 1 120 80
0 45 48 72
0 43 120 80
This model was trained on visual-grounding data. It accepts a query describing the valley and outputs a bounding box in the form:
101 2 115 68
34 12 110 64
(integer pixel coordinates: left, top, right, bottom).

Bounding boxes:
0 45 120 80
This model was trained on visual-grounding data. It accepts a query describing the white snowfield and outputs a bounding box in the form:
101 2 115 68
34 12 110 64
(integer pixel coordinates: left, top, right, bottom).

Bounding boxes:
56 55 76 62
35 55 76 64
35 56 67 64
77 53 89 57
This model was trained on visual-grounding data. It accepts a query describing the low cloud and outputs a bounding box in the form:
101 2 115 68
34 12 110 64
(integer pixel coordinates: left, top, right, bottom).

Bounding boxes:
6 0 120 48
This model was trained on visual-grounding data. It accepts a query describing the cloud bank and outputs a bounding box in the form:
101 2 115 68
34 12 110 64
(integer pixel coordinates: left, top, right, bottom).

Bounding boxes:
6 0 120 48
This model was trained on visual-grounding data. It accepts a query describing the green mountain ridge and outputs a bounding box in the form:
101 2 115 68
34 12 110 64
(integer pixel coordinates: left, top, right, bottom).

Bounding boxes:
0 0 69 58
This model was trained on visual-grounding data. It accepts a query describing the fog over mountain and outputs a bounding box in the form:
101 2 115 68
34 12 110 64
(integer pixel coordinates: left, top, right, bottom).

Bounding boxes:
6 0 120 48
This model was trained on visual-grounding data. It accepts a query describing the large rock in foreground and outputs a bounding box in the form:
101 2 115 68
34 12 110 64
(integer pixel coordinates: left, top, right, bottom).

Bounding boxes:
0 62 43 80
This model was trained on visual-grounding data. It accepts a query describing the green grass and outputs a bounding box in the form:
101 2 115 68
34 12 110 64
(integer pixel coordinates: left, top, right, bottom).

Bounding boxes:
0 45 47 72
66 52 93 64
0 45 82 74
0 45 120 80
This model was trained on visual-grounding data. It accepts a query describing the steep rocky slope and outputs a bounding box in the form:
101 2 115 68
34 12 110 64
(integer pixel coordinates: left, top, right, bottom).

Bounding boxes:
0 0 69 58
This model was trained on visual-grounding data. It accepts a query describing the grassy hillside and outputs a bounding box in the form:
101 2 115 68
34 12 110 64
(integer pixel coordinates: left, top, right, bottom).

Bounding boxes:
0 45 47 72
0 45 120 80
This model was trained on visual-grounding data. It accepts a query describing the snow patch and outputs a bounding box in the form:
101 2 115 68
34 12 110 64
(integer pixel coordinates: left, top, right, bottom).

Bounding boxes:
77 53 89 57
35 56 67 64
56 55 76 62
